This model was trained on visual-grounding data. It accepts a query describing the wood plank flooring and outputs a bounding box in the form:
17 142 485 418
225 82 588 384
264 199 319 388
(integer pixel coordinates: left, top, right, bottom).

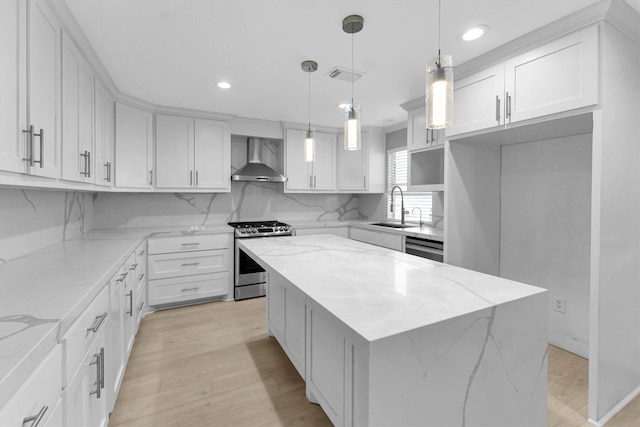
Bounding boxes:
110 298 640 426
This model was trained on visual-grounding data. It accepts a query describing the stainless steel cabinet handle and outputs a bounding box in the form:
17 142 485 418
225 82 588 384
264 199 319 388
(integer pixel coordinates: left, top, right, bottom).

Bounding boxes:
81 151 88 176
108 161 112 182
116 271 128 282
506 92 512 120
99 347 105 390
104 162 110 181
138 273 145 281
496 95 501 123
190 170 193 186
181 262 200 267
22 405 48 427
181 286 200 292
149 169 153 185
180 242 200 247
22 125 34 166
87 151 91 177
127 291 133 316
89 351 101 398
139 248 145 256
313 175 317 188
128 263 138 271
196 170 198 186
309 175 313 188
86 312 108 333
34 128 43 168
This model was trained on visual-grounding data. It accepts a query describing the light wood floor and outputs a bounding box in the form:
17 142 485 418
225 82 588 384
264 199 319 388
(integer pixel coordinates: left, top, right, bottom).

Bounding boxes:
110 298 640 427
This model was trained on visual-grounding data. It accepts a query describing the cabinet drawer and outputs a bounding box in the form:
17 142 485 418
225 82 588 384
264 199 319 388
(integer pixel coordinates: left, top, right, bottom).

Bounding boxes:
0 345 62 427
148 249 228 280
148 234 229 255
62 285 109 386
149 272 228 306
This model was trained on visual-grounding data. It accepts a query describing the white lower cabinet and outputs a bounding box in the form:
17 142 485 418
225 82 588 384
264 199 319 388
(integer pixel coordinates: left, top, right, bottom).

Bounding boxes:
0 345 62 427
349 227 404 251
147 233 231 307
62 285 109 427
107 266 126 412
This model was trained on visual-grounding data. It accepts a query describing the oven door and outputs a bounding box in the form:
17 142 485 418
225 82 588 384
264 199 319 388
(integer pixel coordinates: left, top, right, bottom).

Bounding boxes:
234 240 267 300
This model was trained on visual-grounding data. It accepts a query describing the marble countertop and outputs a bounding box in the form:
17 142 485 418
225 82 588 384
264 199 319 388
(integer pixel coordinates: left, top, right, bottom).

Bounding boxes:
289 220 444 242
239 235 545 342
0 225 233 409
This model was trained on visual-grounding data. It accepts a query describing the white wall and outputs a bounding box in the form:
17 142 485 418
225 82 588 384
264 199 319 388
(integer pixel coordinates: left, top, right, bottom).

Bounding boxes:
500 134 592 357
0 188 93 261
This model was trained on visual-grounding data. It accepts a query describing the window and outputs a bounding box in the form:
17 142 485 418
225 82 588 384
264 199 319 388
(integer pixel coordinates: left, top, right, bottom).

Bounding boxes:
387 149 432 223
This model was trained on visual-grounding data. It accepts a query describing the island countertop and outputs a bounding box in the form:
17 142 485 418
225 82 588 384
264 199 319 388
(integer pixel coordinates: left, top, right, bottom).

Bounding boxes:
238 234 546 342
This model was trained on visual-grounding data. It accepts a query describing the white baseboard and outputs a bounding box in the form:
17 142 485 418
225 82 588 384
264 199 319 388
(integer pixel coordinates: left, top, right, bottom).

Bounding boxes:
548 330 589 358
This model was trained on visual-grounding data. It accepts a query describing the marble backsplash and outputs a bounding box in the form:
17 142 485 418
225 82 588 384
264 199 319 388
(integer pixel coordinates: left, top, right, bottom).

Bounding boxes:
92 184 373 229
0 188 92 261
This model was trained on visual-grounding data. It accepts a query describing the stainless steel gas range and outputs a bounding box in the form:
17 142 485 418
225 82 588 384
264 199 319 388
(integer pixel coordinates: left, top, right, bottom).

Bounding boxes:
228 220 293 300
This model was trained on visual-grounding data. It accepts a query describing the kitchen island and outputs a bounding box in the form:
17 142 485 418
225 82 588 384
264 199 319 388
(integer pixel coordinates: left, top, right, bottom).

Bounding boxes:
239 234 548 427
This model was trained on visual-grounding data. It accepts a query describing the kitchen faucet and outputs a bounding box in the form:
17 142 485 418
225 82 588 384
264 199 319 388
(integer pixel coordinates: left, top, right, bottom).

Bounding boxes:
412 207 424 226
390 185 409 224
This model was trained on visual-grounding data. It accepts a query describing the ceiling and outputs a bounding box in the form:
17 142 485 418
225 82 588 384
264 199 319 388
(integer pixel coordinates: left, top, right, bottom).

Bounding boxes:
64 0 631 130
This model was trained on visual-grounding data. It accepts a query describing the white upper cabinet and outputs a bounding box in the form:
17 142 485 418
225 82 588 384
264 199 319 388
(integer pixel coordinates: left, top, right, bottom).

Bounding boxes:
285 128 336 192
94 80 114 186
0 0 27 174
337 128 386 193
27 0 62 178
446 26 598 139
504 26 598 124
407 106 445 151
61 32 94 183
115 103 153 189
155 114 230 191
445 64 505 137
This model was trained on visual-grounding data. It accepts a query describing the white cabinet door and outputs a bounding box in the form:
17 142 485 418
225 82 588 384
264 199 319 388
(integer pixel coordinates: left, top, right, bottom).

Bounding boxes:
285 128 312 191
115 103 153 189
194 118 230 190
0 0 27 174
64 328 108 427
107 268 126 412
505 26 598 124
445 63 505 138
155 114 193 189
123 255 136 358
94 80 114 186
311 132 336 191
28 0 61 178
407 106 428 151
267 274 284 338
283 283 306 378
61 32 93 183
337 133 365 191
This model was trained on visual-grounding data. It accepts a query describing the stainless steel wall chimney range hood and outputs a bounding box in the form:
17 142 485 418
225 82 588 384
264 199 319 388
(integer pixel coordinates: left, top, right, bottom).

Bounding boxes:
231 137 287 182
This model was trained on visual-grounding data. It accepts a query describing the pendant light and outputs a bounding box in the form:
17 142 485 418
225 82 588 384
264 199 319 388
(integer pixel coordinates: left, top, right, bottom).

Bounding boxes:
426 0 453 129
342 15 363 151
301 60 318 162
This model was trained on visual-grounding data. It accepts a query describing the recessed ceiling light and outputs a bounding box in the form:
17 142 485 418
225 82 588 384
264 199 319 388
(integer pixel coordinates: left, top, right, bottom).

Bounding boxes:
217 81 231 89
460 25 490 41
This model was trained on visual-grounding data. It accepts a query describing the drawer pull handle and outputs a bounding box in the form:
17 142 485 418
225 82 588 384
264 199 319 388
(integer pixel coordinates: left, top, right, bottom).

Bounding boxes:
127 291 133 316
181 286 200 292
180 242 200 246
128 263 138 271
116 271 128 282
138 273 145 281
89 349 102 399
139 249 145 256
23 406 48 427
99 347 105 390
87 312 108 333
181 262 200 267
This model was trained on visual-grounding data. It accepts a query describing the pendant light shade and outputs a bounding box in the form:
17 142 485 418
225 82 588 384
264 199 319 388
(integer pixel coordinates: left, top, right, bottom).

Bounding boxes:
427 0 453 129
426 55 453 129
301 60 318 162
343 15 363 151
344 104 361 150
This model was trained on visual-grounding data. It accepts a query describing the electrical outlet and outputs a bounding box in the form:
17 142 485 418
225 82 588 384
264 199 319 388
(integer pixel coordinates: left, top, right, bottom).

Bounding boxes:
553 296 566 313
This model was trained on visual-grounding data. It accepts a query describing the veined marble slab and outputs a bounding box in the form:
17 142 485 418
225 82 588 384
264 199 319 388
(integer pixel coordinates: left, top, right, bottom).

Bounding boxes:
239 235 542 342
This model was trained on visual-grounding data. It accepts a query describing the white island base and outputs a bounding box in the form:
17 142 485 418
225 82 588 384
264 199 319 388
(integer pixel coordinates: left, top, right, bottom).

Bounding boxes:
239 235 547 427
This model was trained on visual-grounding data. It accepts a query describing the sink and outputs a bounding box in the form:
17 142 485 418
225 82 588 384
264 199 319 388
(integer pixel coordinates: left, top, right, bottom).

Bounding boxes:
370 222 416 229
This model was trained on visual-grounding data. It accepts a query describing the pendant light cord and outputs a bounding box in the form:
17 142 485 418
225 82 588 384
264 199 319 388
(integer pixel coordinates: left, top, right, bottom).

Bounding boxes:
308 70 311 130
437 0 441 68
351 27 355 106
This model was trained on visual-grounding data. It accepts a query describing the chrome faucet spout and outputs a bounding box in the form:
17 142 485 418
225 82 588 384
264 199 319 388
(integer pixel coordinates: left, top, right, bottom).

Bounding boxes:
391 185 408 224
412 207 424 226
